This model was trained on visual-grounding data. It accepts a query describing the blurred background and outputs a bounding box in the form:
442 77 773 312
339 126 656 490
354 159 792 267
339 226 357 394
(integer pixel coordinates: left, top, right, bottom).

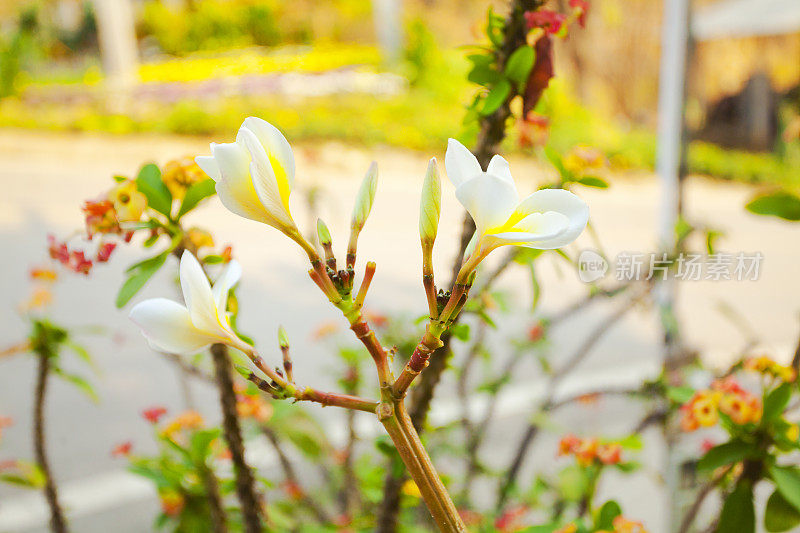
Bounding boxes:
0 1 798 532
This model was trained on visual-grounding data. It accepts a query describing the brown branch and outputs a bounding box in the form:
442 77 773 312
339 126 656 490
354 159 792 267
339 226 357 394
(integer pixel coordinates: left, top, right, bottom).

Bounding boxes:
211 344 263 533
678 465 733 533
33 351 68 533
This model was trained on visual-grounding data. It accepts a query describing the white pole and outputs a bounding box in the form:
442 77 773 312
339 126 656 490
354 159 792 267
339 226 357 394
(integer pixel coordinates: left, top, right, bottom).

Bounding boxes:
656 1 690 531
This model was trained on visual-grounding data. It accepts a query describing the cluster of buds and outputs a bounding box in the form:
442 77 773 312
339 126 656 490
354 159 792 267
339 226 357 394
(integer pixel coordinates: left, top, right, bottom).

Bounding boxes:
680 378 762 432
47 235 116 276
234 384 273 423
161 157 207 200
744 355 797 383
558 434 623 466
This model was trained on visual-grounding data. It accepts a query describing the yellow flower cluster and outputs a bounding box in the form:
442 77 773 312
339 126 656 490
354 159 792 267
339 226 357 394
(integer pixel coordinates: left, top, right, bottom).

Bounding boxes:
680 378 762 432
744 356 796 383
160 410 204 440
162 157 207 200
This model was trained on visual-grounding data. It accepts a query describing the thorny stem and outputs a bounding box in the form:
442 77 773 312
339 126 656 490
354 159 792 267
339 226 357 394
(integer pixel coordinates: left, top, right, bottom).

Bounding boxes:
33 351 68 533
211 344 263 533
200 463 229 533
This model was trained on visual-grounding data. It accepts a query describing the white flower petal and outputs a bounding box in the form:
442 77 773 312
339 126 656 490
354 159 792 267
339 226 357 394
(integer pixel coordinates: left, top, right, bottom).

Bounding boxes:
237 127 296 230
455 173 519 231
179 251 222 335
444 138 482 188
129 298 217 355
212 260 242 314
513 189 589 248
195 155 221 182
241 117 295 187
486 155 517 191
208 141 274 223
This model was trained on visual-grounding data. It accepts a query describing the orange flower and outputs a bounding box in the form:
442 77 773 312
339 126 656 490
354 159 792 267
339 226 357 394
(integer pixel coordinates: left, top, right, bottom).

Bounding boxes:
161 410 204 438
142 406 168 424
30 268 57 282
680 411 700 432
719 393 756 425
597 443 622 465
612 516 648 533
558 434 581 456
575 438 599 467
527 322 545 342
689 392 719 427
494 505 528 532
744 356 796 383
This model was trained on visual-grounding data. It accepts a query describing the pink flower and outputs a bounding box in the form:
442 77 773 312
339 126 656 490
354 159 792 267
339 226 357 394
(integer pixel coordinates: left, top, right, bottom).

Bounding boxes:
569 0 589 27
142 406 168 424
525 10 566 34
96 242 117 263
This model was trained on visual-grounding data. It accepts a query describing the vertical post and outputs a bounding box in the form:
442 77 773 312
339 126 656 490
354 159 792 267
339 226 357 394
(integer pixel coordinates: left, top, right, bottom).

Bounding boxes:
91 0 139 91
372 0 403 64
656 1 690 531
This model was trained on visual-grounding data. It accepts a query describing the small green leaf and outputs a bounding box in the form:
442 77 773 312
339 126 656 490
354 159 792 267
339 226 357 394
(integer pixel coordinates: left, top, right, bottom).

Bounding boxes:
202 255 224 264
52 367 98 402
716 482 754 533
746 191 800 221
480 80 511 116
544 147 571 180
136 163 173 218
666 386 695 405
450 323 471 341
595 500 622 530
574 176 609 189
763 383 792 423
765 489 800 532
177 179 216 219
769 466 800 512
697 440 753 472
116 252 168 308
505 46 535 86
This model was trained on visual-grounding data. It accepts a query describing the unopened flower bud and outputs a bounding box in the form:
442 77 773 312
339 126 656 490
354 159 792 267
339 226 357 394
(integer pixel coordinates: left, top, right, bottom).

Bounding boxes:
350 162 378 235
419 158 441 246
277 325 290 349
316 219 332 247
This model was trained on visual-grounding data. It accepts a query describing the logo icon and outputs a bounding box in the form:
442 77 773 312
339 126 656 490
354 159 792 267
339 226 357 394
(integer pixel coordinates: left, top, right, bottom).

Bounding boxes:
578 250 608 283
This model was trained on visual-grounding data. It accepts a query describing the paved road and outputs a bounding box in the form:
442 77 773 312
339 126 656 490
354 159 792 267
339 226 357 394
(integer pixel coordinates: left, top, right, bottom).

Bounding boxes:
0 129 797 531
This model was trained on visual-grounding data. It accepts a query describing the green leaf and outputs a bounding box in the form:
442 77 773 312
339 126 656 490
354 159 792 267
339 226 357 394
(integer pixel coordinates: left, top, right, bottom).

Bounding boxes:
746 191 800 221
544 147 571 180
763 383 792 423
697 440 753 472
189 428 221 463
716 482 754 533
574 176 609 189
52 367 98 402
136 163 173 218
450 323 471 341
177 179 216 219
202 255 224 265
765 489 800 532
116 252 168 308
769 466 800 512
467 53 500 86
480 80 511 116
666 386 695 404
595 500 622 530
505 46 535 86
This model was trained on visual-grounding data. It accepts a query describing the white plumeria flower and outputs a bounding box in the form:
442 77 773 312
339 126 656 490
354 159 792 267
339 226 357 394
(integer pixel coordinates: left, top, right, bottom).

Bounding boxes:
196 117 298 234
445 138 589 259
129 251 249 355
